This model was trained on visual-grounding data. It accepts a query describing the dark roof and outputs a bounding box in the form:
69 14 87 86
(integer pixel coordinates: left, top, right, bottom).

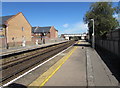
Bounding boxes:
0 15 14 25
32 27 37 33
32 26 51 33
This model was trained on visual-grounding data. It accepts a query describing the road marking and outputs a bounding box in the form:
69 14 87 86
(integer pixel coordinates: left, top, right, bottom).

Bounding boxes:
1 44 74 88
29 46 77 87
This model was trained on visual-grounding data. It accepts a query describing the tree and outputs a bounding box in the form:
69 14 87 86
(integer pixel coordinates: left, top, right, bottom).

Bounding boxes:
115 1 120 14
116 1 120 27
84 2 119 39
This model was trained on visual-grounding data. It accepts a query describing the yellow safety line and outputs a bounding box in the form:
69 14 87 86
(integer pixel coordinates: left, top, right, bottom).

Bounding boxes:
29 42 79 88
40 46 77 87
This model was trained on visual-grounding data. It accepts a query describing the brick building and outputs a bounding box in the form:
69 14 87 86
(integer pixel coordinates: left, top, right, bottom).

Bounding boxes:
32 26 58 38
32 26 58 44
32 26 58 39
0 12 32 48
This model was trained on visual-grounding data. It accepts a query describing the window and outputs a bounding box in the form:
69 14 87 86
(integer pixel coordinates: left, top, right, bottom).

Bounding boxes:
22 27 24 31
0 35 5 38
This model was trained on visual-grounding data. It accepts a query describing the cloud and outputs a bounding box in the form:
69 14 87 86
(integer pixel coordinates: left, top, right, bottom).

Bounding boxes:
61 22 88 34
113 14 118 18
113 14 120 23
63 24 69 28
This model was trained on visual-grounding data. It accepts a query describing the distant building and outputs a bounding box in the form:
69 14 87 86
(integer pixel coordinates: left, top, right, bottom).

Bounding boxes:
32 26 58 39
0 12 32 48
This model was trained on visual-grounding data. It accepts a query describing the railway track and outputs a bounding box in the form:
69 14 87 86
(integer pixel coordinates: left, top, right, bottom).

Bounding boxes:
1 43 65 70
0 40 76 85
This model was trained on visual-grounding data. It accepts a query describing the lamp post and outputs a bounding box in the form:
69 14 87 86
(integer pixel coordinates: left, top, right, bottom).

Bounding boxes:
90 19 95 49
41 32 45 44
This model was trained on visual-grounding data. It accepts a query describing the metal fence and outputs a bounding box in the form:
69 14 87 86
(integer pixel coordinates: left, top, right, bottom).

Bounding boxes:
95 28 120 58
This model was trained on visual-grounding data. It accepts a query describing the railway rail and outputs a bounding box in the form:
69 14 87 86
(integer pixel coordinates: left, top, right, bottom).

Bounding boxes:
0 40 76 85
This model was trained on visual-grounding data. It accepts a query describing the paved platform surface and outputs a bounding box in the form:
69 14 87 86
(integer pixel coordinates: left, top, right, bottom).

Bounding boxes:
0 40 67 57
44 42 87 86
2 41 119 88
29 41 119 87
86 47 118 86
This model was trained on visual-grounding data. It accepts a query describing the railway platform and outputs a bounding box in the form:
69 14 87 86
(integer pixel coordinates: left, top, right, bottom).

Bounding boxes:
0 40 67 57
28 41 119 87
1 40 119 88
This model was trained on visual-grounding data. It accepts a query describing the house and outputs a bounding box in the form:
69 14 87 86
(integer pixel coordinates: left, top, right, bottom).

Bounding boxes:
32 26 58 39
0 12 32 48
32 26 58 44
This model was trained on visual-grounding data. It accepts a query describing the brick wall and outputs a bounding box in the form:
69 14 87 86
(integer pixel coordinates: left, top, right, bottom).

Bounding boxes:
6 12 32 47
50 26 58 39
31 37 42 45
0 38 6 48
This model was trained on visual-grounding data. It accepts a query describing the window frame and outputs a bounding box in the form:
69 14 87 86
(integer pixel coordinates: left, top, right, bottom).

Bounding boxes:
22 27 24 31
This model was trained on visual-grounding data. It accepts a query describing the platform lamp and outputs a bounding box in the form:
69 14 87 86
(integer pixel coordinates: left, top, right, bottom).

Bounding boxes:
42 29 46 44
90 19 95 49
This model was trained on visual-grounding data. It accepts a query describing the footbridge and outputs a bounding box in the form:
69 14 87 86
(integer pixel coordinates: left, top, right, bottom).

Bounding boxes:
61 33 88 40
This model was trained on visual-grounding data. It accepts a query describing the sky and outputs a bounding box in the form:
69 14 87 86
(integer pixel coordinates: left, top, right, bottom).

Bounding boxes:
2 2 119 35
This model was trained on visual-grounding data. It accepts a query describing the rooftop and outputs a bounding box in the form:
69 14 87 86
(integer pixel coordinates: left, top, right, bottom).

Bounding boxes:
32 26 52 33
0 15 14 25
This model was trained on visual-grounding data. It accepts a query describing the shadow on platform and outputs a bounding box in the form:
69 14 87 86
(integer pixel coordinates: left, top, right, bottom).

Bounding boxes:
4 83 27 88
96 47 120 83
74 44 91 47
